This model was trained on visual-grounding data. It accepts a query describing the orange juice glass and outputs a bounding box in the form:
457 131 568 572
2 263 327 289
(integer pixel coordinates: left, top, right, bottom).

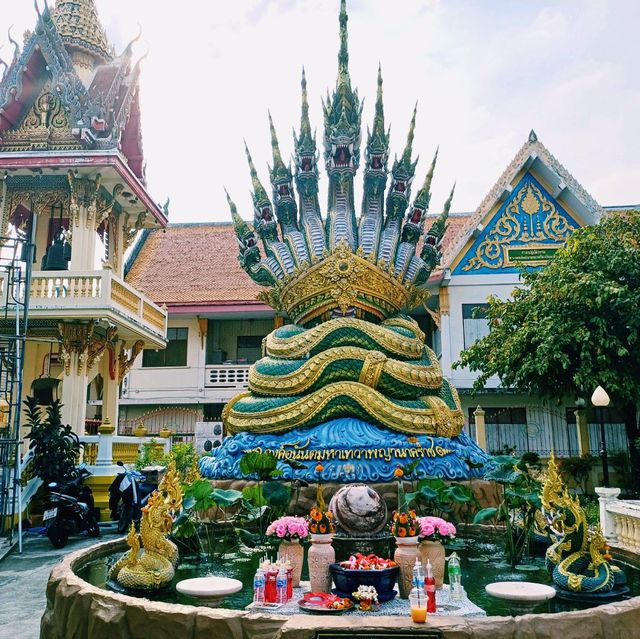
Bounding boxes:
409 594 427 623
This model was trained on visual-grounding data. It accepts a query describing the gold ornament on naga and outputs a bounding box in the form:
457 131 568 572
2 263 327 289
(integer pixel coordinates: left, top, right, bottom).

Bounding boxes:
109 461 183 591
261 242 429 326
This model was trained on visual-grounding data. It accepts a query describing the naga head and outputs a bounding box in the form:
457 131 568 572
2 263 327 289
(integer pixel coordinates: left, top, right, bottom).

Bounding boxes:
364 64 389 198
227 189 260 270
245 142 278 241
386 105 418 219
294 68 320 198
420 182 453 271
322 0 362 181
268 113 298 228
402 149 438 244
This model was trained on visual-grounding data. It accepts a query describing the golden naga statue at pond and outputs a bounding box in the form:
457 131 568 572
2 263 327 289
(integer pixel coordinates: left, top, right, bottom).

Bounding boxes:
109 461 182 592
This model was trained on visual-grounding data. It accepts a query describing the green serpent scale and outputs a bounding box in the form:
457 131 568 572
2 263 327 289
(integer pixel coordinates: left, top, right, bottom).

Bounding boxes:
266 317 425 360
251 346 440 399
225 315 465 438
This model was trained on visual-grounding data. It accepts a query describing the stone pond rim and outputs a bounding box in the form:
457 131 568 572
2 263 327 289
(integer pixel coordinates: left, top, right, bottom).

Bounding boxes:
40 537 640 639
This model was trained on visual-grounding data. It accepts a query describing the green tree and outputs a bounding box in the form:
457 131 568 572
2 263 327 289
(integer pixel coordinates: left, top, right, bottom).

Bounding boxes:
455 212 640 486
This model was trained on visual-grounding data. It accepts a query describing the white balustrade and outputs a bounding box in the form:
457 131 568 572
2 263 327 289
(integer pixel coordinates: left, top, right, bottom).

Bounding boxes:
24 269 168 336
204 365 250 389
80 431 171 476
596 486 640 553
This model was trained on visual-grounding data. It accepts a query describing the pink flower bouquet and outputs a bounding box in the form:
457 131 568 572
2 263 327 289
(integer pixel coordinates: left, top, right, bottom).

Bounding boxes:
417 516 456 542
266 516 309 541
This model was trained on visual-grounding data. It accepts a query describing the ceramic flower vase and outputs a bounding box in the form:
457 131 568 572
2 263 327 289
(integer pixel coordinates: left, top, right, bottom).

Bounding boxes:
279 538 304 587
393 535 419 598
308 533 335 593
419 540 446 589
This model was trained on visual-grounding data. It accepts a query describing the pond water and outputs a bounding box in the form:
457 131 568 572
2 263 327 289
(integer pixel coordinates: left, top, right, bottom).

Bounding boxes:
76 535 640 616
449 537 640 616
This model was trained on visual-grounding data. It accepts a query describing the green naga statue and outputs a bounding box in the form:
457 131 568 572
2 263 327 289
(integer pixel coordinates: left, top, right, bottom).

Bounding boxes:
201 0 489 483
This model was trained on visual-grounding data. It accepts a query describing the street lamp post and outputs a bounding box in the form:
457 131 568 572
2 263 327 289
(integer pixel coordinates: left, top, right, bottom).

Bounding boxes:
591 385 610 488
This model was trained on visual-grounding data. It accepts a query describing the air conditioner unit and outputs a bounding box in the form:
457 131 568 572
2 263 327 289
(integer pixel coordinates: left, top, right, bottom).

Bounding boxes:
194 421 224 454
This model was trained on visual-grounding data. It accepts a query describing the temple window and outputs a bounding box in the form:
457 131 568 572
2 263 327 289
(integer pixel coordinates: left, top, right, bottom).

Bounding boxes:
462 303 490 348
142 327 188 367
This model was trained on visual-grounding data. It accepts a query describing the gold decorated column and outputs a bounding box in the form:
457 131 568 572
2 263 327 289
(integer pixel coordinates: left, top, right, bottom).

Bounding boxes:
68 172 101 271
59 322 92 435
100 341 120 432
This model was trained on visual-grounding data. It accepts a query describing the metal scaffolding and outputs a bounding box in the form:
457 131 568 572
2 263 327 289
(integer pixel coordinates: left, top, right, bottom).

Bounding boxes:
0 224 34 555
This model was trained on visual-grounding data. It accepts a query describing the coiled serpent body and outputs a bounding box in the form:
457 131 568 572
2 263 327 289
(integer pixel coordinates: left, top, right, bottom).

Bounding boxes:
224 315 464 437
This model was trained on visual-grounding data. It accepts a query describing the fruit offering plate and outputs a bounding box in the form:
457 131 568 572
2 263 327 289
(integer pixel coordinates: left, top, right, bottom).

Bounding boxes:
338 553 397 570
297 592 353 614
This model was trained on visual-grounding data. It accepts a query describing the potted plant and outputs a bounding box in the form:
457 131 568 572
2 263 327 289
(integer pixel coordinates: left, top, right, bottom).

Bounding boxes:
24 397 83 486
417 516 456 588
266 515 309 586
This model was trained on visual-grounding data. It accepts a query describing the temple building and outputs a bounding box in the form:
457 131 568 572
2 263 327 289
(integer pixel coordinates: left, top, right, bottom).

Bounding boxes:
0 0 168 441
124 131 637 481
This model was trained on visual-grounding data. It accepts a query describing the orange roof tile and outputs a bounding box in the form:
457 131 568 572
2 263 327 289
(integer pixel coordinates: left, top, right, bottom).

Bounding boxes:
125 223 265 305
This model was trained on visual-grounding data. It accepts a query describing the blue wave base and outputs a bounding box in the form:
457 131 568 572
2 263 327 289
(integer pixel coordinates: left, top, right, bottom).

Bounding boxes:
199 418 490 482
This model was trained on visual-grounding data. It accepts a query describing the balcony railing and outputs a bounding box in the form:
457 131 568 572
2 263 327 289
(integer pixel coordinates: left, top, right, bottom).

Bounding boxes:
80 433 171 468
0 269 168 339
597 487 640 553
204 364 250 390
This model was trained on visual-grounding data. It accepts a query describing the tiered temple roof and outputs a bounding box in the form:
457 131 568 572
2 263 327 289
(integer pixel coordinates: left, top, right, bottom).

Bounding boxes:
0 0 146 179
440 130 606 270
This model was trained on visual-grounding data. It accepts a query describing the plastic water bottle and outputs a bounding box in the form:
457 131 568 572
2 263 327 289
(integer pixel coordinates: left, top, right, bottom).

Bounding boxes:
253 567 265 604
412 557 424 588
276 567 288 604
448 552 462 600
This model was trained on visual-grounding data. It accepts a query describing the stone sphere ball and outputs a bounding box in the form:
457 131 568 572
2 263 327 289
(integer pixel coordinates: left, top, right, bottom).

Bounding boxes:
328 483 388 535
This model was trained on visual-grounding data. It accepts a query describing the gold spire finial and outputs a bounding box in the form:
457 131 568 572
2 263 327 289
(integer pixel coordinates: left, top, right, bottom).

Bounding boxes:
52 0 112 63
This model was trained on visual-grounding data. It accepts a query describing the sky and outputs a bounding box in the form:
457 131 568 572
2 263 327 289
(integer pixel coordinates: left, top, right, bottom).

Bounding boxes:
4 0 639 223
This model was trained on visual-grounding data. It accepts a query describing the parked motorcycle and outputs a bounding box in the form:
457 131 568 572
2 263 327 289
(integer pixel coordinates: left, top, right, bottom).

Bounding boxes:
108 462 156 533
43 465 100 549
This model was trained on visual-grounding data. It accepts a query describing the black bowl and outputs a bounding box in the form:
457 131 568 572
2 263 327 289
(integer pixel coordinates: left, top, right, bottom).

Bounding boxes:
329 563 398 602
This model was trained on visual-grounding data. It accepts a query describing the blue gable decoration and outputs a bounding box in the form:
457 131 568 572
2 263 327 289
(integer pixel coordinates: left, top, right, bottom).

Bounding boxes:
453 174 581 275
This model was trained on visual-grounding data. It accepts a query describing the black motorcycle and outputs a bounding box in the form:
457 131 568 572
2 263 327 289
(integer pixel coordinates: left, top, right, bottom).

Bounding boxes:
43 465 100 548
108 462 156 534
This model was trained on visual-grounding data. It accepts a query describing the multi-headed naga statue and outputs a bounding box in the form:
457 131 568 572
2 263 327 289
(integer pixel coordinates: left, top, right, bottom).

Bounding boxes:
201 1 489 483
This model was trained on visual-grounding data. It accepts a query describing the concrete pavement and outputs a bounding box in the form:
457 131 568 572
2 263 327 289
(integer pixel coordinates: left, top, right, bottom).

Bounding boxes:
0 527 117 639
